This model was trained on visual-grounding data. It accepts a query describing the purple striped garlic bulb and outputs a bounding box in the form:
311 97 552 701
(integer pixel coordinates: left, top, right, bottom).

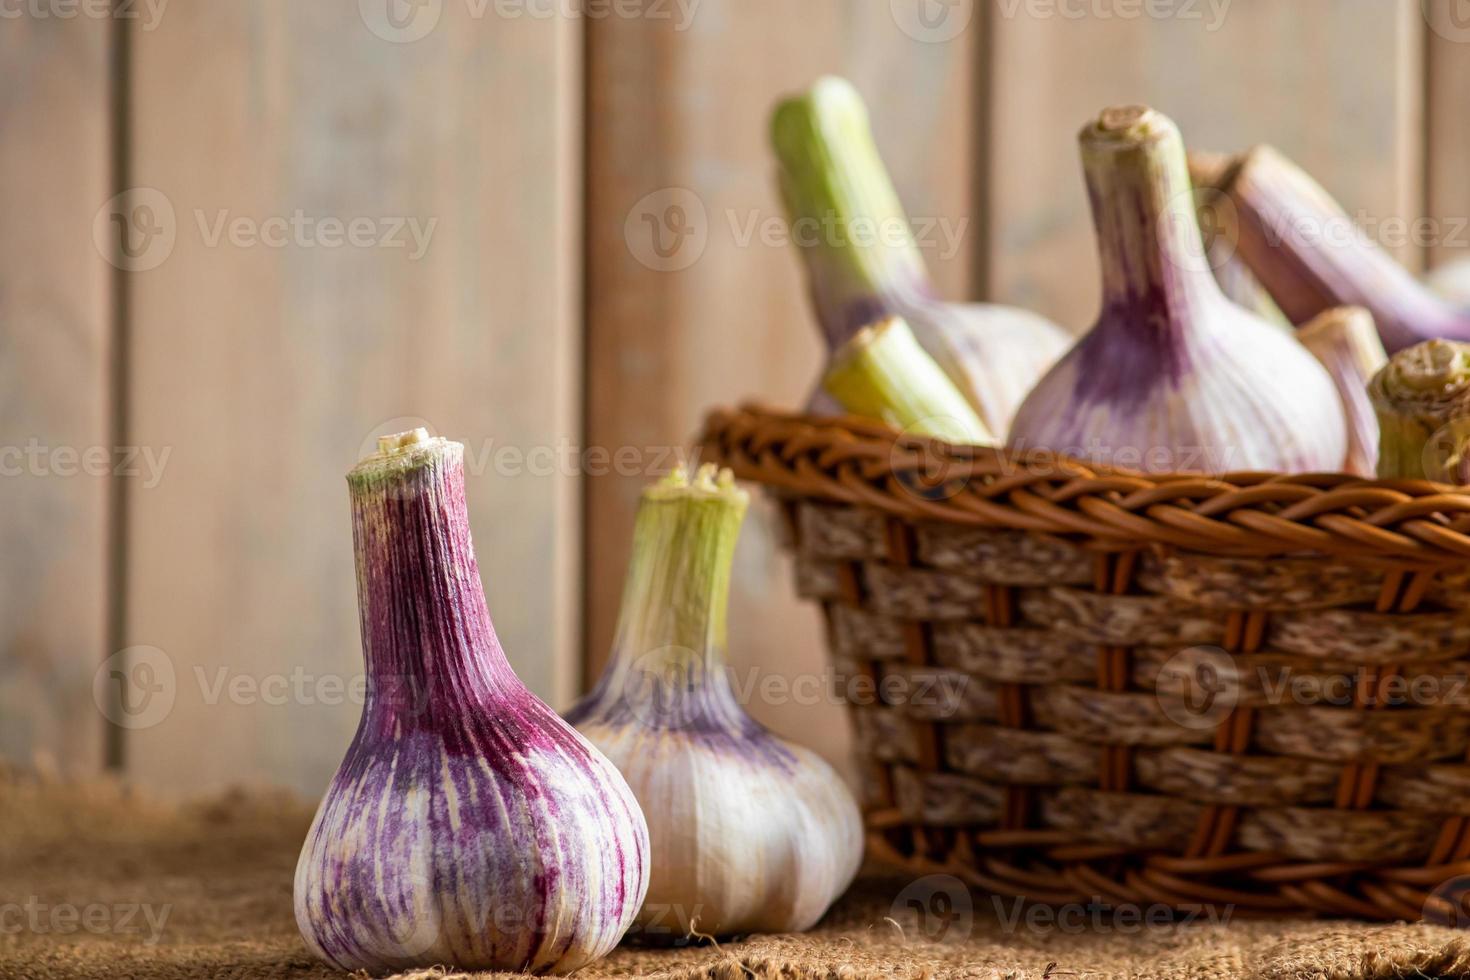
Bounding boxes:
567 465 862 939
1008 106 1348 475
294 429 648 974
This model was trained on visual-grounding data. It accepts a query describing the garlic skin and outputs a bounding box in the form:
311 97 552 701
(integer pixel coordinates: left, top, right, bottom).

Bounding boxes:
823 316 994 444
1296 307 1387 478
566 466 862 938
1008 106 1348 475
770 76 1069 436
295 430 648 974
1369 340 1470 482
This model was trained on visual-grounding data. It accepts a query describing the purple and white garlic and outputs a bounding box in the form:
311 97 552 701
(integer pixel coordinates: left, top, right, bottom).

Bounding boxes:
567 465 862 938
770 76 1069 435
1008 106 1348 475
295 429 649 974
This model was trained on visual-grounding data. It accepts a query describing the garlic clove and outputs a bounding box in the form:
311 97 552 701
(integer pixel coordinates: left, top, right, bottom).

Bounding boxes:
295 431 649 974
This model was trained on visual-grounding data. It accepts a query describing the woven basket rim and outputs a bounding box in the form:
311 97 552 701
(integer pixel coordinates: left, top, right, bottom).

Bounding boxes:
698 404 1470 568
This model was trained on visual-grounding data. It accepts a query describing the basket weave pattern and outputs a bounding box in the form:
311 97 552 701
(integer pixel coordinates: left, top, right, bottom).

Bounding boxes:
700 405 1470 920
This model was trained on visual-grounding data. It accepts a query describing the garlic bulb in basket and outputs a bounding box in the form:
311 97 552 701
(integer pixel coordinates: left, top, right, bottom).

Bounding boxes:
566 465 862 938
1008 106 1348 475
1296 307 1387 478
295 429 648 974
770 75 1068 436
1216 145 1470 353
1370 340 1470 482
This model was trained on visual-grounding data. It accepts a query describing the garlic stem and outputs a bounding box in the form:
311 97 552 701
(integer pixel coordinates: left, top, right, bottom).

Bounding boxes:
1370 340 1470 482
347 432 523 709
587 464 749 728
770 76 931 346
822 316 994 444
1295 307 1386 477
1084 106 1222 340
1219 146 1470 352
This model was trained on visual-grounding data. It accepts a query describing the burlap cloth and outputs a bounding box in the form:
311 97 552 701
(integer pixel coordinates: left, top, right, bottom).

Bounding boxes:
5 770 1470 980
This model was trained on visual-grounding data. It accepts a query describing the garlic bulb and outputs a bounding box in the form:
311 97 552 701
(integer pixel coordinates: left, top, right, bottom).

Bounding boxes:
1427 258 1470 309
295 429 648 974
566 465 862 938
1369 340 1470 482
1216 145 1470 352
770 75 1069 436
1296 307 1387 478
824 316 994 444
1008 106 1348 475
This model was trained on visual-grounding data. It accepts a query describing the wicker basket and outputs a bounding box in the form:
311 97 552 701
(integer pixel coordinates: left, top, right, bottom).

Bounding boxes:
700 404 1470 921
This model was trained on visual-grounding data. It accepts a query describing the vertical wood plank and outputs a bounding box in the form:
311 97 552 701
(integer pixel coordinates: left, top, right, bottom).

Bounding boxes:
1426 0 1470 272
986 0 1425 329
585 0 979 773
124 0 582 796
0 14 112 773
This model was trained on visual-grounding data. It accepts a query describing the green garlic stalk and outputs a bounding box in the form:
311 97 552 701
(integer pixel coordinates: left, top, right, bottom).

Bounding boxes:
770 76 1068 435
1369 339 1470 482
822 316 994 445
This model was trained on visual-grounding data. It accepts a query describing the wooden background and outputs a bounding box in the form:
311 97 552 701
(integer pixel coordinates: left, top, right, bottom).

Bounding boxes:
1 0 1465 796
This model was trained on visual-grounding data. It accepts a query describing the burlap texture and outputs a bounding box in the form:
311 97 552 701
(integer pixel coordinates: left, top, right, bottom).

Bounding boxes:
4 769 1470 980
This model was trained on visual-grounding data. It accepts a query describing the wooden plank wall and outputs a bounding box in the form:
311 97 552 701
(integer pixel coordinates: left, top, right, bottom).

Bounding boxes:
121 1 582 796
0 0 1462 793
1427 0 1470 273
0 13 112 775
987 0 1424 329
